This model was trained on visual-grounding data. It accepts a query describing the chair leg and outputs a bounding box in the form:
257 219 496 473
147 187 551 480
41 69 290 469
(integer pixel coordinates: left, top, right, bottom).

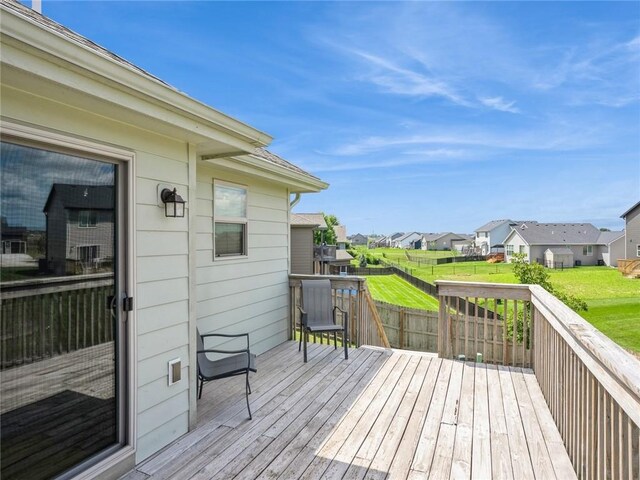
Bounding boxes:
298 324 302 352
245 371 252 420
198 378 204 400
334 331 337 350
303 329 308 363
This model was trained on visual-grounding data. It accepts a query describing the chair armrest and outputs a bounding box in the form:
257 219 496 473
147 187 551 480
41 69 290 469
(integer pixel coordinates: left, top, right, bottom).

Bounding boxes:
333 305 347 315
297 305 308 327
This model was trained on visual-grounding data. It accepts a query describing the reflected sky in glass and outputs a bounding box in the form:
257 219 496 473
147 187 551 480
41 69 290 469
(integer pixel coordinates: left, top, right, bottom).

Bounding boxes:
0 142 114 230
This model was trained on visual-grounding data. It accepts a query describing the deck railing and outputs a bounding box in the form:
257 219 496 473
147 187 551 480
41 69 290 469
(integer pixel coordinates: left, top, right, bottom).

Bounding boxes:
0 274 114 369
288 274 389 349
436 280 640 480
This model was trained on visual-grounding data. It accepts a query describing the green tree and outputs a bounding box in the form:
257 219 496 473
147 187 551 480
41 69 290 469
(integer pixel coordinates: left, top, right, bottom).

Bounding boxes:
313 213 339 245
511 253 587 312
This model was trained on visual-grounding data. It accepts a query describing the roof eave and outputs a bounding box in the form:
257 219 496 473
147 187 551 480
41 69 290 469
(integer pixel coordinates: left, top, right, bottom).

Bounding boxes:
1 4 272 151
203 154 328 193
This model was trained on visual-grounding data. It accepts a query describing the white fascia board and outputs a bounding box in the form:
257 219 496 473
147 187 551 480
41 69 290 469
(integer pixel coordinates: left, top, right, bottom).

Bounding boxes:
0 6 272 150
202 155 328 193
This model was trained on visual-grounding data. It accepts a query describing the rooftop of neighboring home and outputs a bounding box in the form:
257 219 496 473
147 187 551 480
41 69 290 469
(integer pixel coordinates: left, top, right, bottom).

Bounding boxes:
394 231 421 242
546 247 574 255
335 250 354 261
43 184 113 212
290 213 327 229
509 222 623 245
475 219 537 233
597 230 625 245
334 225 348 243
620 200 640 219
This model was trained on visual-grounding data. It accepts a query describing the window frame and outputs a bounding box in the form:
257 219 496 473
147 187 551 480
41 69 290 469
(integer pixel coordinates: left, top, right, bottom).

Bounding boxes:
583 245 593 256
78 209 98 228
213 180 248 259
519 245 525 254
636 244 640 257
506 244 514 256
0 120 136 479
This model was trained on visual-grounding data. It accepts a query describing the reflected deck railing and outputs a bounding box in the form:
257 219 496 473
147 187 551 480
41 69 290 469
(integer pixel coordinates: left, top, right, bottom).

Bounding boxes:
0 274 114 369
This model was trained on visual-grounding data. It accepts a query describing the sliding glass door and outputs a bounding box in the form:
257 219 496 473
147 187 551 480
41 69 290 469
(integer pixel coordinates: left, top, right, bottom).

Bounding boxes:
0 140 127 479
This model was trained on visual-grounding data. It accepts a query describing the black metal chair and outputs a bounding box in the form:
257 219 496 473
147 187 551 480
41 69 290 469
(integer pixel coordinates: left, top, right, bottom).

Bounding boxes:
196 329 257 419
298 279 349 363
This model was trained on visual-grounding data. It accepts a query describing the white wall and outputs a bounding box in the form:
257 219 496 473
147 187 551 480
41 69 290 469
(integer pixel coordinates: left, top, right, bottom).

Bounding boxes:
195 164 290 355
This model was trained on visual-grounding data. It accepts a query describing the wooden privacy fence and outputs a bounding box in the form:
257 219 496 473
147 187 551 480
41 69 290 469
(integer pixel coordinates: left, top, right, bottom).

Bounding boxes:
289 274 389 350
618 259 640 277
0 275 114 369
374 300 439 353
437 280 640 480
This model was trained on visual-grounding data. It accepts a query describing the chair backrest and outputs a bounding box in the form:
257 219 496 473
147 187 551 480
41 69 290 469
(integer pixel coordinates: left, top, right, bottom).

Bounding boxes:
301 279 334 327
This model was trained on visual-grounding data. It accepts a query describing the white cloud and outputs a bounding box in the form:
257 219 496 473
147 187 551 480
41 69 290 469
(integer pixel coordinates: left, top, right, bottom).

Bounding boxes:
478 96 520 113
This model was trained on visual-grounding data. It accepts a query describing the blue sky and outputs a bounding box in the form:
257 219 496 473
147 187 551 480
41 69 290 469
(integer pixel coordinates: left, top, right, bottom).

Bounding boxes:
36 1 639 235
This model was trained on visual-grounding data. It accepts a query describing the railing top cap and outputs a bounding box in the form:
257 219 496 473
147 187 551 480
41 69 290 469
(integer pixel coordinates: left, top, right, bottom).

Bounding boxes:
435 280 530 289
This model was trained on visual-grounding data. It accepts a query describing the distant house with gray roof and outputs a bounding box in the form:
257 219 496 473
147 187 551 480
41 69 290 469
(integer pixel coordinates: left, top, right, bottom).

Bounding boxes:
392 232 422 249
474 219 534 255
504 222 624 267
620 200 640 260
348 233 368 246
419 232 471 251
290 213 327 275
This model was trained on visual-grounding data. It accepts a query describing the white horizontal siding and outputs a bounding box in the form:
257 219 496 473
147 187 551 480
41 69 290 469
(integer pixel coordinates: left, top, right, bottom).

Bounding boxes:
195 165 290 356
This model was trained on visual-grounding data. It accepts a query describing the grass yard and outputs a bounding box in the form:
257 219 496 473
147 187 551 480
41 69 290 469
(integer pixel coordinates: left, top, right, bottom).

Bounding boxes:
580 297 640 353
359 249 640 352
365 275 439 311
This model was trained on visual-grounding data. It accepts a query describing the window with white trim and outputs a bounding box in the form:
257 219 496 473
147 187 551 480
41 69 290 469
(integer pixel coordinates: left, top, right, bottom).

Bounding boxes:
583 245 593 256
213 181 247 257
506 244 514 255
79 210 97 227
636 244 640 257
519 245 525 254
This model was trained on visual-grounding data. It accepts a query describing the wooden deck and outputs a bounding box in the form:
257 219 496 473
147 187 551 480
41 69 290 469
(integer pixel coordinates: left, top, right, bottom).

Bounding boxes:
130 341 576 480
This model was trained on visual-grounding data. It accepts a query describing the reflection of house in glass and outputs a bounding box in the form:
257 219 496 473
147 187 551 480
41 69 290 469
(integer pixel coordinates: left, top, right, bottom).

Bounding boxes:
1 217 27 254
43 184 114 275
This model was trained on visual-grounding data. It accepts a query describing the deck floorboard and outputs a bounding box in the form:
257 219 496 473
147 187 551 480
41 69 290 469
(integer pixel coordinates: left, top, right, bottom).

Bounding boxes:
133 341 576 480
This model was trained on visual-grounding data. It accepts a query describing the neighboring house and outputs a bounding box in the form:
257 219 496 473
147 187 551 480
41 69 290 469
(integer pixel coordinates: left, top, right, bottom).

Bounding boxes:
375 232 403 248
348 233 368 246
334 225 348 250
597 230 625 267
504 222 624 267
420 232 470 251
474 219 524 255
392 232 422 249
290 213 327 275
450 234 474 252
621 201 640 260
370 235 388 248
0 3 327 479
330 225 353 273
1 216 27 254
43 184 114 275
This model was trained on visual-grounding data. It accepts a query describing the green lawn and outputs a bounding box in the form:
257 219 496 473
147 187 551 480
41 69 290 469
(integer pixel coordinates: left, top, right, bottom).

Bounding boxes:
360 249 640 352
580 297 640 353
365 275 439 311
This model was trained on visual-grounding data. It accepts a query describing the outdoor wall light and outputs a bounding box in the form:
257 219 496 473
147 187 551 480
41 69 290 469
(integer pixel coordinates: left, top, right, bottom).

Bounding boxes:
160 187 186 218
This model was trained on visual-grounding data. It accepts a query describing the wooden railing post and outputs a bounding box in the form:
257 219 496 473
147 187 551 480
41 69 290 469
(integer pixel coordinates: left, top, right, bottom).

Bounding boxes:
438 295 449 358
